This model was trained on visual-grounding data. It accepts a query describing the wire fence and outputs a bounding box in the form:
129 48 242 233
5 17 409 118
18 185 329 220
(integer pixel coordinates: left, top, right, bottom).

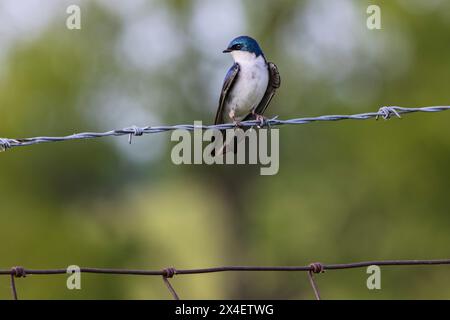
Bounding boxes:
1 106 449 299
1 106 449 151
1 259 450 300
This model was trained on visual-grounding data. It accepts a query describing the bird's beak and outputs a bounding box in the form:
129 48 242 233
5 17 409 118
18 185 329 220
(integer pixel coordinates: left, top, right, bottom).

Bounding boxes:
222 48 232 53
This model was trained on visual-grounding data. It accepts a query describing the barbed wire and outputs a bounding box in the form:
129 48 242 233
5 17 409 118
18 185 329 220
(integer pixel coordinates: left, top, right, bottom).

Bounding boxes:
2 259 450 300
1 106 449 151
1 106 449 299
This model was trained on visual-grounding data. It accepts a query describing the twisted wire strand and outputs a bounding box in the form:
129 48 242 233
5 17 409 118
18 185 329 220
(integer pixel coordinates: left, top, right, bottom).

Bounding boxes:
0 106 449 151
1 259 449 299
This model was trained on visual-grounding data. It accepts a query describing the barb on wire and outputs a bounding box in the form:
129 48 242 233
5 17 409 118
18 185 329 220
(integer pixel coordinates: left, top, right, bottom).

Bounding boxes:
0 105 449 151
1 259 449 300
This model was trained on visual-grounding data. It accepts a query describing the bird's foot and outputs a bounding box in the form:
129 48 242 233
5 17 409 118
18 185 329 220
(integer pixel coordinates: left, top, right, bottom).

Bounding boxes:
232 119 243 129
229 110 242 128
254 113 267 128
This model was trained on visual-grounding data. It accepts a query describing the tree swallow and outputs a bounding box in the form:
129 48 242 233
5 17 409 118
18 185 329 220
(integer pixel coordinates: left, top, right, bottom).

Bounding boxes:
214 36 281 127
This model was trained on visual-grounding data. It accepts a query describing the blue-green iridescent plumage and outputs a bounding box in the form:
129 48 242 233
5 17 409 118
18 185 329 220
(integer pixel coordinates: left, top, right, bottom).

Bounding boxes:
224 36 264 58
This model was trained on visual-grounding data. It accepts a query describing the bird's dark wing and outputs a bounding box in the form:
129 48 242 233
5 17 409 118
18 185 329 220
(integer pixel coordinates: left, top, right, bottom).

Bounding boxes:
244 62 281 121
214 63 240 124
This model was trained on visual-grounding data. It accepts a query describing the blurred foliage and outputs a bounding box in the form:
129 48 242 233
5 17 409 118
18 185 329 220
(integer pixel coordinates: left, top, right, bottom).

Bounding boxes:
0 0 449 299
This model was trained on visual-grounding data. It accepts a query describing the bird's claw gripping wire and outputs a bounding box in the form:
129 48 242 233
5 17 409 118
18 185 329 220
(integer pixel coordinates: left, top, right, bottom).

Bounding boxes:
377 106 402 120
253 114 266 128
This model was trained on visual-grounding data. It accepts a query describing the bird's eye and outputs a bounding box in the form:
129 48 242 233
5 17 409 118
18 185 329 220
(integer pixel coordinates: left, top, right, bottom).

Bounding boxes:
233 44 243 50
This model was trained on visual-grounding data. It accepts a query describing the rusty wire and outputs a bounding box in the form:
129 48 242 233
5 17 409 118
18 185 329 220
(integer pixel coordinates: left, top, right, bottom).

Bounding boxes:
2 259 450 300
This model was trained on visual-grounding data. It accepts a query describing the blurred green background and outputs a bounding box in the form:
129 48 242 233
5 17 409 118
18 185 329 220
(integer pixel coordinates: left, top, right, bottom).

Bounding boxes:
0 0 449 299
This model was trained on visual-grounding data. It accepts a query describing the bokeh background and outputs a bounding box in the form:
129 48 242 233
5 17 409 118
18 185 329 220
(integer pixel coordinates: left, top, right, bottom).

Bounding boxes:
0 0 449 299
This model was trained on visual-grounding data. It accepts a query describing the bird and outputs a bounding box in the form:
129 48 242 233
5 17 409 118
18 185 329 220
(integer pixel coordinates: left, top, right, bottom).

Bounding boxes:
214 35 280 153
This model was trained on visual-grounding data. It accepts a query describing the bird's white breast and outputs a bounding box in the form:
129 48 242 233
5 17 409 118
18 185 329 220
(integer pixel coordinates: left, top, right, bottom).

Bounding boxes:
224 52 269 122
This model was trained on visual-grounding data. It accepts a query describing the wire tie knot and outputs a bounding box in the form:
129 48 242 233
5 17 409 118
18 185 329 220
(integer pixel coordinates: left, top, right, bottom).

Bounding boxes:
163 267 177 278
377 106 402 120
11 266 26 278
128 126 144 144
309 262 324 274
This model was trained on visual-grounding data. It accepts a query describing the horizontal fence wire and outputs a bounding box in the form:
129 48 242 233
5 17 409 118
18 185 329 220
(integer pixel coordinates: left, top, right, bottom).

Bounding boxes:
0 106 449 151
1 259 450 300
1 106 449 299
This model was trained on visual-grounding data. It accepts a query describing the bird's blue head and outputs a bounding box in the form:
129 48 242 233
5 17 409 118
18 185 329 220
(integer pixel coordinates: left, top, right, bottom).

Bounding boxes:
223 36 264 57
